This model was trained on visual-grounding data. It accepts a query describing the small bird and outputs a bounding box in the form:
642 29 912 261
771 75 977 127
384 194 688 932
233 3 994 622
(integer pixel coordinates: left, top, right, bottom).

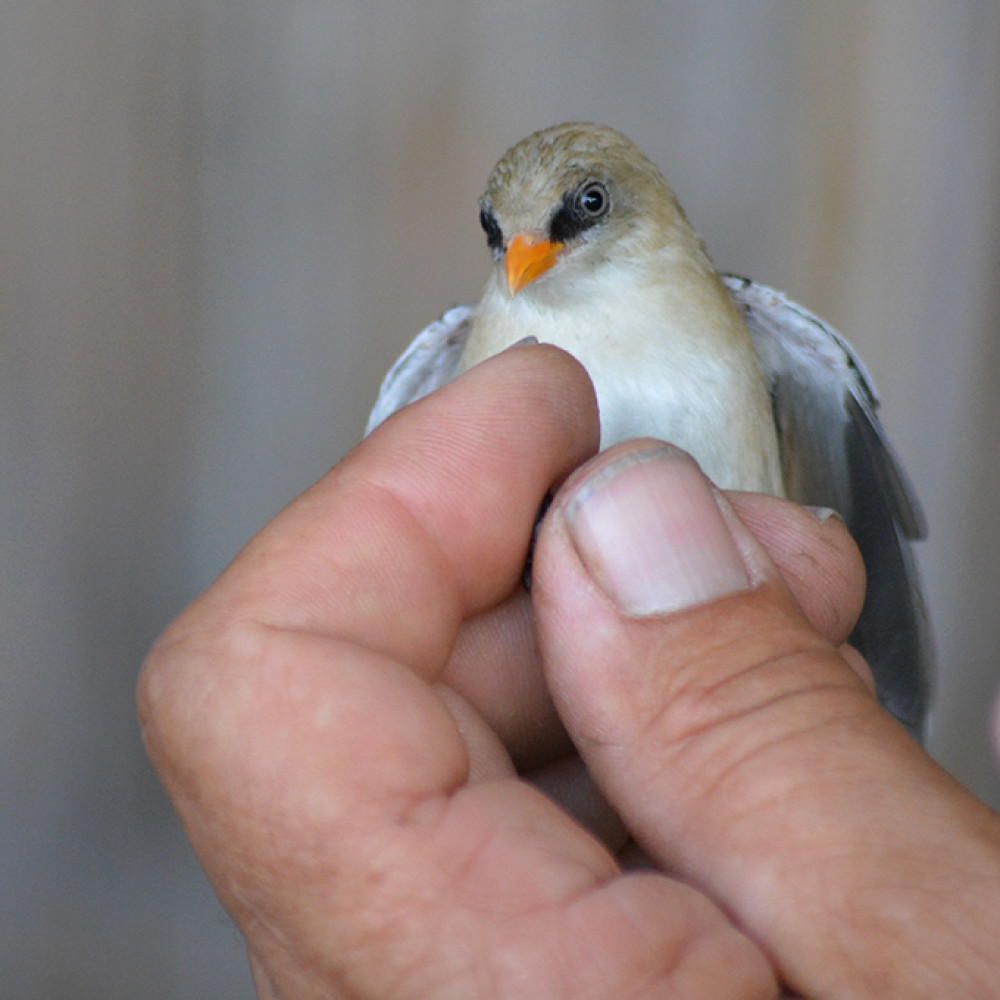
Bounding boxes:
367 123 930 738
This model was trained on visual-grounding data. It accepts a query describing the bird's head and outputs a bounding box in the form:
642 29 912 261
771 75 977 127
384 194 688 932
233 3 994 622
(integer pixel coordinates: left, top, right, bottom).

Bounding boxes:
478 123 697 300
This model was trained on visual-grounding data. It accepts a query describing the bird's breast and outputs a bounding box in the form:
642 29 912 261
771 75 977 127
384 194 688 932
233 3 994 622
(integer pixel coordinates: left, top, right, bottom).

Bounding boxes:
464 278 785 495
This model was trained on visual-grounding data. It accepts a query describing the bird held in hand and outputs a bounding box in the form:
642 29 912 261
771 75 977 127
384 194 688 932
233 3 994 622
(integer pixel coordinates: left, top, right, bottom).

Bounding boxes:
366 122 931 738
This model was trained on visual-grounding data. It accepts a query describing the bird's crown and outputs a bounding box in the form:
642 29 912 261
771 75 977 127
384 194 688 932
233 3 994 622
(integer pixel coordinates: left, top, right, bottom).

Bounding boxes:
479 123 690 262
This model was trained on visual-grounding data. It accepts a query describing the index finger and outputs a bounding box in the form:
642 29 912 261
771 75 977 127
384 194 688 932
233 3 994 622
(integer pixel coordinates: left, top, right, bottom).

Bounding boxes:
162 343 599 672
136 345 609 995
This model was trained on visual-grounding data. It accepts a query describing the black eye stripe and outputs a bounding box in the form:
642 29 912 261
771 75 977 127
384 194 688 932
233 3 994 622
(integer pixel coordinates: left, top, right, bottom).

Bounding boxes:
548 180 611 243
479 205 504 253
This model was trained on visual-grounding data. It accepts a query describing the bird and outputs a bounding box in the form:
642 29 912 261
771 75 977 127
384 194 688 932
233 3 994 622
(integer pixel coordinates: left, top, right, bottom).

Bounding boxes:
366 122 931 739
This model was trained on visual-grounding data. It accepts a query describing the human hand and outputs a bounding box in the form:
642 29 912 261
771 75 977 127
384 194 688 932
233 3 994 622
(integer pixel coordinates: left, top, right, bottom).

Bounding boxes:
139 344 1000 998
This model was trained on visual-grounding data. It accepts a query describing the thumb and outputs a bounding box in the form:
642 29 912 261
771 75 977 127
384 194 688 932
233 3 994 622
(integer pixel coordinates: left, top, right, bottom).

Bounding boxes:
533 441 883 786
531 440 932 991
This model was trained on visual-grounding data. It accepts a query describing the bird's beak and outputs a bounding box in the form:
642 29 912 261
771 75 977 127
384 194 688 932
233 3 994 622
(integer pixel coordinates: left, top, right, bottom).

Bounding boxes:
504 234 564 295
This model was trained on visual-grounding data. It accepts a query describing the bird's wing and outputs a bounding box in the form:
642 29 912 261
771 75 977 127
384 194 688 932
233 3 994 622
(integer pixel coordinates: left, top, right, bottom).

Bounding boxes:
364 304 475 435
723 275 932 737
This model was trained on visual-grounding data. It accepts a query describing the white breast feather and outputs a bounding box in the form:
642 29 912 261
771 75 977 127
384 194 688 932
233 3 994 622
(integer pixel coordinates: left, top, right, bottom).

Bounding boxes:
462 266 784 494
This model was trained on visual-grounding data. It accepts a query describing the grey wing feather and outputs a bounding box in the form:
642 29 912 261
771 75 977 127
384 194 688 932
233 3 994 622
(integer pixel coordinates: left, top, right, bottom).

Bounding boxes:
365 304 474 435
723 275 932 738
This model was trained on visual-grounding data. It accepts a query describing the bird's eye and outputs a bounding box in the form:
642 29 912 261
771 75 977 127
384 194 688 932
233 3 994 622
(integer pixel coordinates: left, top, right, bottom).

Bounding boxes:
576 181 610 219
549 181 612 243
479 205 504 253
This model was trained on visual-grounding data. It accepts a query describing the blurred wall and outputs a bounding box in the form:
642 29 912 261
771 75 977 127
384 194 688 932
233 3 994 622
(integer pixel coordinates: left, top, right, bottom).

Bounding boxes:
3 2 999 995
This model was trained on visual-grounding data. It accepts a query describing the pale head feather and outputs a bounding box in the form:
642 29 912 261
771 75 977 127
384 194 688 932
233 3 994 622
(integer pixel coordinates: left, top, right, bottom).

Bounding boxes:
480 122 708 268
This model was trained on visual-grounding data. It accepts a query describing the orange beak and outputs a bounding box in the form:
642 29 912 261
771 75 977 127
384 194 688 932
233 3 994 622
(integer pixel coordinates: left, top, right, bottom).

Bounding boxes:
504 234 564 295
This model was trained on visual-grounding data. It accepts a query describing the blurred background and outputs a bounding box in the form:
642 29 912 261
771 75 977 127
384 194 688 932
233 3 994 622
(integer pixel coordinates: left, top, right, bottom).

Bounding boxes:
3 1 999 995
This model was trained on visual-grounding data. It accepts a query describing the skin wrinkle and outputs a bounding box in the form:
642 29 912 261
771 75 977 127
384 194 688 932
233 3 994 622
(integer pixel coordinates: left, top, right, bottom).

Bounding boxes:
323 796 620 1000
666 678 877 828
193 487 461 676
315 481 466 666
432 682 516 784
611 664 862 863
694 750 987 997
268 819 489 1000
351 476 519 619
641 632 881 840
632 608 829 740
670 636 869 755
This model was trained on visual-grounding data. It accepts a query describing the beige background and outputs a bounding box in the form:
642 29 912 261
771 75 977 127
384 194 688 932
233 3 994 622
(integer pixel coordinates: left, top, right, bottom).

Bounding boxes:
3 2 999 995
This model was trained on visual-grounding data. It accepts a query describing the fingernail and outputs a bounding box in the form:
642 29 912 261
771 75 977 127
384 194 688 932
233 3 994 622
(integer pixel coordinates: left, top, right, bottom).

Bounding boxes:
565 446 751 616
804 505 843 524
509 335 540 348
